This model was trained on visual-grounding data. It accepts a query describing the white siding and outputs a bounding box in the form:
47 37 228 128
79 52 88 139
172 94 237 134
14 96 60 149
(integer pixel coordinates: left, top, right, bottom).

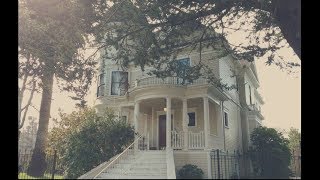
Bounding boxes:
219 57 239 103
223 101 242 152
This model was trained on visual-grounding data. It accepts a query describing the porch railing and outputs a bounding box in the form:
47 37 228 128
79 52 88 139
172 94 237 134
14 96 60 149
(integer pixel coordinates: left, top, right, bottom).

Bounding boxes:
188 131 205 149
171 131 184 149
171 131 205 149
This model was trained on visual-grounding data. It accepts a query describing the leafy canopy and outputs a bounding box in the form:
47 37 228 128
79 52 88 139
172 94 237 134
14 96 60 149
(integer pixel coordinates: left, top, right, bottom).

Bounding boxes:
18 0 98 106
90 0 300 90
249 126 291 178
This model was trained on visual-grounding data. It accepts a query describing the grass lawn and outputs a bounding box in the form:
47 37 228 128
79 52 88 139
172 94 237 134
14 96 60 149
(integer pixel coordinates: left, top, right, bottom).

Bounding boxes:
18 173 64 179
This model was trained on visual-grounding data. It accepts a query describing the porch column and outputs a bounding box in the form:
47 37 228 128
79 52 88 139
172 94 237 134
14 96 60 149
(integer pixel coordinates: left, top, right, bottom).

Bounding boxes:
134 100 140 150
151 107 154 147
203 96 210 149
182 99 188 150
166 97 172 149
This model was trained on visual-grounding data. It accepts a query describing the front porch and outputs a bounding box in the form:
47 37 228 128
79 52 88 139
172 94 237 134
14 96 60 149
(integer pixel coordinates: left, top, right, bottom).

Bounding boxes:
119 96 225 151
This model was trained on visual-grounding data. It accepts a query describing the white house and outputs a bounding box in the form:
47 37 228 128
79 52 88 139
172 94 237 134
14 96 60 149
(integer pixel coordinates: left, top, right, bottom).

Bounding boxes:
80 32 264 179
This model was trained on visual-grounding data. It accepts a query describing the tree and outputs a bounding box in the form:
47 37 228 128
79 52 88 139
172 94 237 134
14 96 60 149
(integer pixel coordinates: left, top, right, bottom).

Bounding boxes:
19 118 38 150
48 108 135 179
288 127 301 152
249 126 291 178
19 0 97 176
18 53 39 138
88 0 300 90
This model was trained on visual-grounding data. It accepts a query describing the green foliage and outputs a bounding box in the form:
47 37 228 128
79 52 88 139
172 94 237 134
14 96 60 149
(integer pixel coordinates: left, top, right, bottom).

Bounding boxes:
288 127 301 152
88 0 300 93
48 108 135 179
249 126 291 178
19 0 97 105
178 164 204 179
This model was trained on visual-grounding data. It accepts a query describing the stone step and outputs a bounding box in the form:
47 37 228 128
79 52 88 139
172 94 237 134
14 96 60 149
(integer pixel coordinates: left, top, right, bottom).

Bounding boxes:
95 150 169 179
97 174 167 179
106 168 167 175
114 163 166 169
121 159 166 164
99 172 167 177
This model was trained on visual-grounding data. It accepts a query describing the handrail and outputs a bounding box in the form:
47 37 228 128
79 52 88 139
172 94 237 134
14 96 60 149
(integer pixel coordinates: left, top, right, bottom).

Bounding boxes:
92 135 142 179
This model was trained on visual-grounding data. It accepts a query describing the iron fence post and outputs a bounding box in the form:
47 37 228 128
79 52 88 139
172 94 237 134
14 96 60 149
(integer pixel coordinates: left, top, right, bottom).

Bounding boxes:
51 150 57 179
217 150 220 179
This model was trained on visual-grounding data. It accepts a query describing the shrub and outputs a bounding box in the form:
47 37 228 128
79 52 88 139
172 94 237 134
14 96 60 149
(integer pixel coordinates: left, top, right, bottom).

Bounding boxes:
178 164 204 179
50 108 135 179
249 126 292 178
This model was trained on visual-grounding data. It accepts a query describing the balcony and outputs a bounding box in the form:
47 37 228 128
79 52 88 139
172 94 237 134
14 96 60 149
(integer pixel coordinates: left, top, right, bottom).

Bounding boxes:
249 104 264 120
131 76 208 89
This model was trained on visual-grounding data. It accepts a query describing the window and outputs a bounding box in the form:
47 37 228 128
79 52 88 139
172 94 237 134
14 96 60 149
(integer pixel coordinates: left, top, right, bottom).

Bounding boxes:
111 71 128 95
176 58 190 84
224 112 229 127
187 112 196 127
249 85 252 105
97 73 105 97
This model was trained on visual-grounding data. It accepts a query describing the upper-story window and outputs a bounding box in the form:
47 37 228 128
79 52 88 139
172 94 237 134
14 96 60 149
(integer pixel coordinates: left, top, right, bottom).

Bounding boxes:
176 58 191 84
224 111 229 128
111 71 128 96
97 73 105 97
249 85 252 105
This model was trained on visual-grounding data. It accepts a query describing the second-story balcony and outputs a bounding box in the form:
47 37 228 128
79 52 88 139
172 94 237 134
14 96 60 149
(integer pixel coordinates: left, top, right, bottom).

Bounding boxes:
131 76 208 89
248 104 264 120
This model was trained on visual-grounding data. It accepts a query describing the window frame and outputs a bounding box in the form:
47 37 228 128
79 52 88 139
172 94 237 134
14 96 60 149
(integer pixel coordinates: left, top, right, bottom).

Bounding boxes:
224 111 229 128
176 57 191 84
249 85 252 105
97 73 105 97
187 108 197 127
110 70 129 96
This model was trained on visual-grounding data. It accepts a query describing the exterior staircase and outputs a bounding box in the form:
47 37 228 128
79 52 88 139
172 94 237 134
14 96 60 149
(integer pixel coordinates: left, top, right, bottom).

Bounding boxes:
95 150 167 179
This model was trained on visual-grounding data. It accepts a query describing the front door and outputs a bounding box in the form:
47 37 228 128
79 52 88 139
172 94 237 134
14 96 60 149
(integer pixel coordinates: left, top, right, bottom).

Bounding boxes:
158 114 173 149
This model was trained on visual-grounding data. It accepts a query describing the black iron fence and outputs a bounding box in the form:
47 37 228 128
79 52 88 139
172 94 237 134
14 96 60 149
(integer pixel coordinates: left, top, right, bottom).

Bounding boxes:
18 149 64 179
210 150 240 179
210 149 301 179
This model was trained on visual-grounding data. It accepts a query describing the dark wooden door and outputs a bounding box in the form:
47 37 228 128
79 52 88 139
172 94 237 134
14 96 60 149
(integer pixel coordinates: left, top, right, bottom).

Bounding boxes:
159 115 166 149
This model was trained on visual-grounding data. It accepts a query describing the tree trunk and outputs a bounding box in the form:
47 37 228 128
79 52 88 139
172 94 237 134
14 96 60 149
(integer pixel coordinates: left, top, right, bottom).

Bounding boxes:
274 0 301 59
27 71 54 177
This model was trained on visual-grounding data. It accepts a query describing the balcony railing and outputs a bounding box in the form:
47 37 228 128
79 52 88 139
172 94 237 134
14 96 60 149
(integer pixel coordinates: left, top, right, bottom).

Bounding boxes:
132 76 208 89
249 104 261 112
